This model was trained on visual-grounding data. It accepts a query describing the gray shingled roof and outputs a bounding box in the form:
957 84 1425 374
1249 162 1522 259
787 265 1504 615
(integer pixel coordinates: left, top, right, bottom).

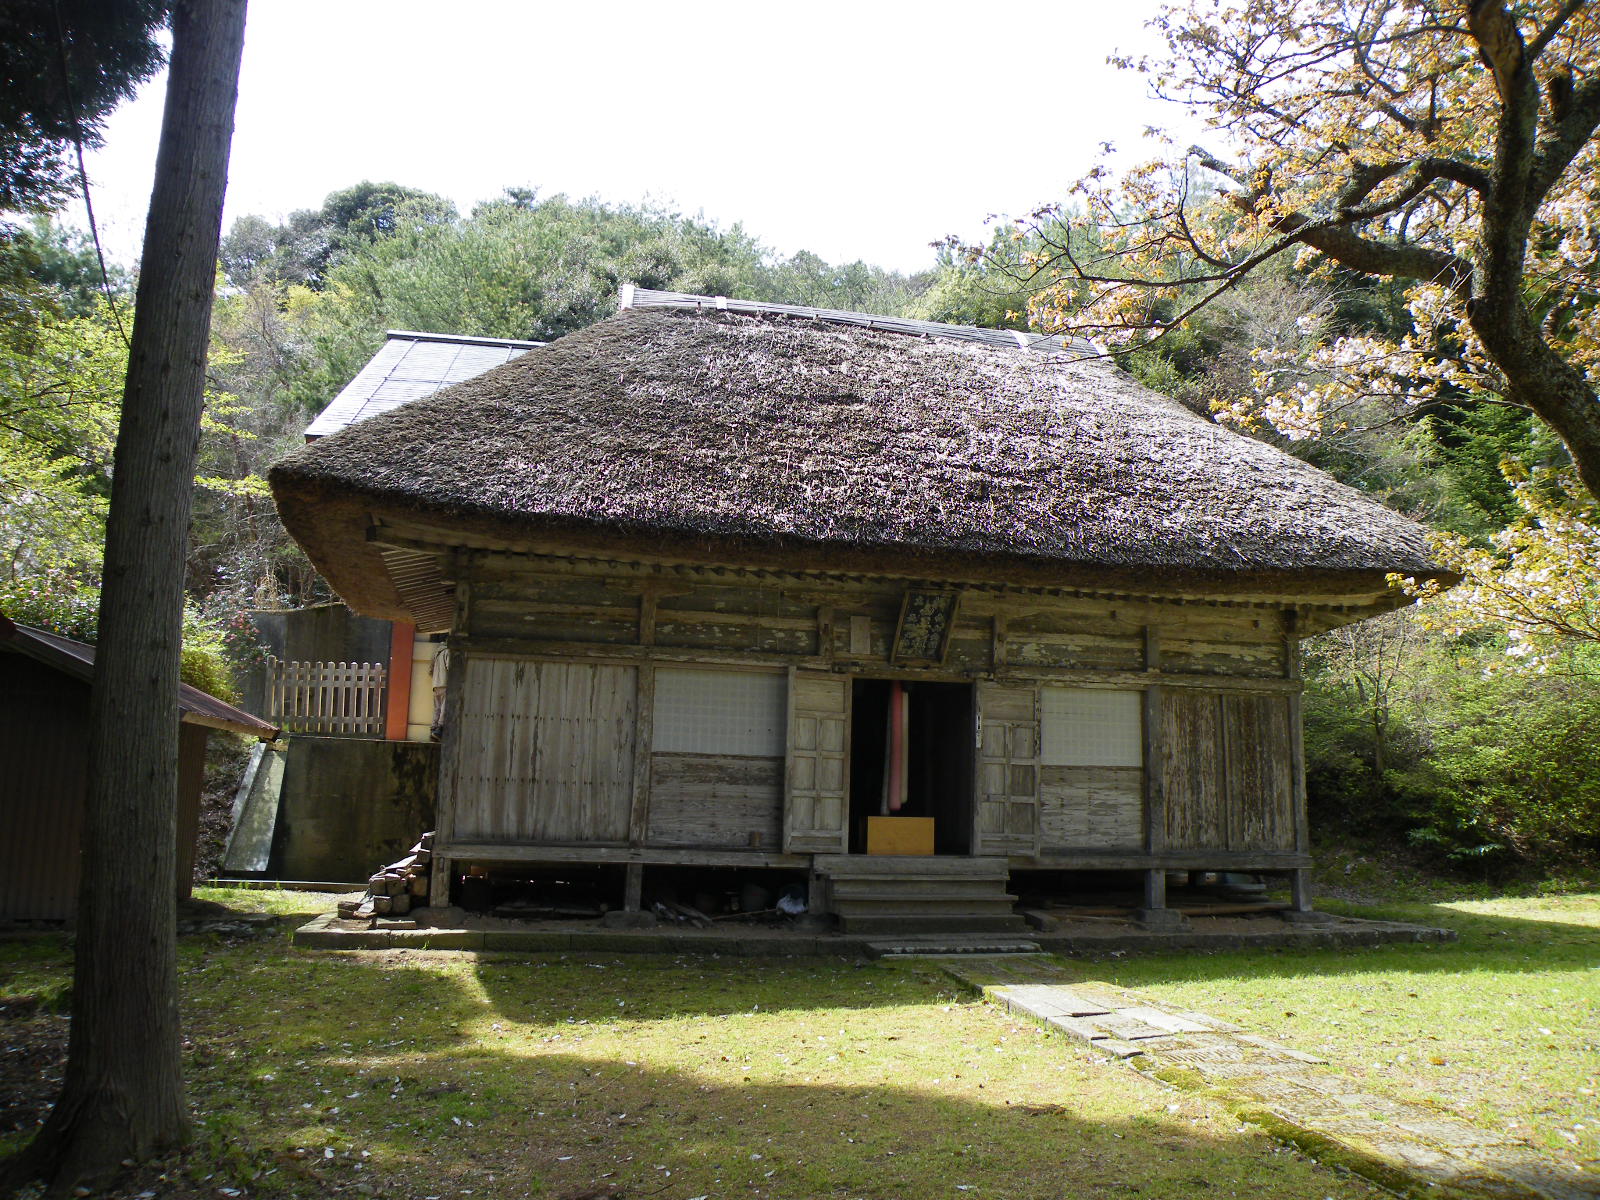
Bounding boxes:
304 330 544 438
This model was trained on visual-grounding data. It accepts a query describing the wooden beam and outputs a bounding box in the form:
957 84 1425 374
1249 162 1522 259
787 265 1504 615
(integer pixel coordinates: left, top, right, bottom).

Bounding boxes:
456 635 834 671
371 514 1404 606
453 635 1305 693
1023 849 1313 870
437 841 810 868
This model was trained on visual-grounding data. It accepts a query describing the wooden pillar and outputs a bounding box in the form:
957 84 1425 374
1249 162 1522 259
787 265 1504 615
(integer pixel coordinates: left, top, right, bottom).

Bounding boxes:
629 664 655 847
624 862 644 913
1137 865 1186 929
1285 609 1310 857
1290 868 1313 913
429 585 469 909
1136 638 1186 928
1142 867 1166 911
383 620 415 741
1141 683 1165 856
429 853 452 910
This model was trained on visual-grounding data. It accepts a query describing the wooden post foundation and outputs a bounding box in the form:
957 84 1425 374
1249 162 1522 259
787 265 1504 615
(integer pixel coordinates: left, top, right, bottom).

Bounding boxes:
1135 868 1188 930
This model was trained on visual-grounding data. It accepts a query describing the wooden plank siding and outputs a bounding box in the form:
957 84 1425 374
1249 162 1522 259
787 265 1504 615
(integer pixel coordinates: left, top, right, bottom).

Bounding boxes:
448 657 636 843
1040 765 1143 850
1161 690 1296 852
430 551 1310 870
647 753 783 849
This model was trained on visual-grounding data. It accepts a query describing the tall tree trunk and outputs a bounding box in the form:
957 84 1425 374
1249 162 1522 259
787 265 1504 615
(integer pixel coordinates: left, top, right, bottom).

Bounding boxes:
3 1 246 1194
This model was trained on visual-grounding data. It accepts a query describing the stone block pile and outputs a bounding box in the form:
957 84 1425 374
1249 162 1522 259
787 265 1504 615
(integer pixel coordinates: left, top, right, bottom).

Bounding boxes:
339 832 432 919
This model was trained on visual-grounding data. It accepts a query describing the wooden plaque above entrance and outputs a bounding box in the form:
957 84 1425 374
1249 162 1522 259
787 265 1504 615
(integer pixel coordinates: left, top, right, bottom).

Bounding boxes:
891 590 961 666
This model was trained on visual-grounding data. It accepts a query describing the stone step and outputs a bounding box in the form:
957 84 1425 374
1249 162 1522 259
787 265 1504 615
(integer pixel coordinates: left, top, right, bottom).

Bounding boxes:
839 912 1030 935
832 894 1020 916
865 939 1043 958
830 879 1017 900
814 854 1011 878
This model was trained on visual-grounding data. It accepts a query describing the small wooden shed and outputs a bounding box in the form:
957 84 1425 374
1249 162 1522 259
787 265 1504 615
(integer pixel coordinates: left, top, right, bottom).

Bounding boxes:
0 616 278 921
270 289 1445 931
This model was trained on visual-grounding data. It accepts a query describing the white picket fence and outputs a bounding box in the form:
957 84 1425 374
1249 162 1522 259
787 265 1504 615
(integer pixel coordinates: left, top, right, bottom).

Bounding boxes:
267 657 387 736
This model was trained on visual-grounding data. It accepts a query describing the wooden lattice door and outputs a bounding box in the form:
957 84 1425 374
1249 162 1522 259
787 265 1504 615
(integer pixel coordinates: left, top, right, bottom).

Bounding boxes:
784 669 850 853
973 681 1040 855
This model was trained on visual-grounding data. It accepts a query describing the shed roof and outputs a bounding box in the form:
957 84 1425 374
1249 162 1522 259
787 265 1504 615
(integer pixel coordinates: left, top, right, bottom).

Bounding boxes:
305 330 544 438
271 291 1443 622
0 616 279 739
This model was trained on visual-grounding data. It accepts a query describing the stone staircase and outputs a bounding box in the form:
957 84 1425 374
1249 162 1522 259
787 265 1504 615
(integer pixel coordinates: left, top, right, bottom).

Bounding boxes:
814 854 1027 935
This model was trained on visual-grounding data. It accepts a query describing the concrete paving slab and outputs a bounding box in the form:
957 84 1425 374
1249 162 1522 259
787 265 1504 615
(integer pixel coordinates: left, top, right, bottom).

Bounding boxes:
938 955 1593 1200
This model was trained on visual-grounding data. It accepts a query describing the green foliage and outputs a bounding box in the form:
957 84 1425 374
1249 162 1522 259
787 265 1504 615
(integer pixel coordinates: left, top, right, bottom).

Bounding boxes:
0 573 241 701
0 0 168 210
284 191 768 411
178 610 238 702
1303 626 1600 874
756 249 926 316
336 191 770 339
913 229 1055 330
0 569 98 636
220 180 460 289
0 217 124 321
0 295 125 578
1424 403 1566 539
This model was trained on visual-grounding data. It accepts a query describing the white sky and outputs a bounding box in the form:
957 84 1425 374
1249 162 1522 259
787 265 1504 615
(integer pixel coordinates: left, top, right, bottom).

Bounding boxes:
75 0 1198 275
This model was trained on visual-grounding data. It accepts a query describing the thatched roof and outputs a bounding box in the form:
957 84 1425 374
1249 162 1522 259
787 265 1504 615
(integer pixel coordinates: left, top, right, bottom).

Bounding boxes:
271 296 1442 621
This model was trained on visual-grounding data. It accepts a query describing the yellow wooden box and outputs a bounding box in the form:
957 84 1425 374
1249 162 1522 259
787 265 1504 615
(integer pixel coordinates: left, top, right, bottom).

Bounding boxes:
866 816 935 856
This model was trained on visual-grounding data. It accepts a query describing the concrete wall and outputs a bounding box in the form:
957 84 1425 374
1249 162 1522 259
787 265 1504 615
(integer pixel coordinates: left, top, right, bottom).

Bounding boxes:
270 736 437 882
240 605 395 718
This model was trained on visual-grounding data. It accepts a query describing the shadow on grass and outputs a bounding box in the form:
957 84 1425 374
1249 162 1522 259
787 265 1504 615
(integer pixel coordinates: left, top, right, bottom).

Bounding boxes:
4 931 1404 1200
158 937 1390 1200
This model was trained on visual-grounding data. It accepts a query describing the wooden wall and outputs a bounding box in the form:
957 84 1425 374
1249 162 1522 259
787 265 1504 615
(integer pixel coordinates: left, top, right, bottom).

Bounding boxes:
1161 690 1296 852
647 753 782 848
431 551 1306 868
0 653 207 920
447 657 636 843
1040 766 1144 850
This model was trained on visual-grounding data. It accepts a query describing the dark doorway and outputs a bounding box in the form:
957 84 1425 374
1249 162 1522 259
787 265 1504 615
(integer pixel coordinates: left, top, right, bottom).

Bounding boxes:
848 679 974 854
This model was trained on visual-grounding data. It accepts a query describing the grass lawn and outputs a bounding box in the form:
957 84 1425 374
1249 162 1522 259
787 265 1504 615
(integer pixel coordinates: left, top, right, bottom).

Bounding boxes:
0 897 1393 1200
1071 892 1600 1184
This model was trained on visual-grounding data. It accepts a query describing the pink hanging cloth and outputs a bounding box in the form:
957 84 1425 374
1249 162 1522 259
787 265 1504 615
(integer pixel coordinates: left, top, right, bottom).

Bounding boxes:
885 681 909 813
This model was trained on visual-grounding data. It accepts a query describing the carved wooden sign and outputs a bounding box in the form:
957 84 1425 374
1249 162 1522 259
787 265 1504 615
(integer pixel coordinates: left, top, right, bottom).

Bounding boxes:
891 589 960 665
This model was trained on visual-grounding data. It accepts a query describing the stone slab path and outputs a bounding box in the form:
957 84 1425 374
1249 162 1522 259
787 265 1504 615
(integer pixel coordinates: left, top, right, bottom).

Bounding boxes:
938 954 1597 1200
